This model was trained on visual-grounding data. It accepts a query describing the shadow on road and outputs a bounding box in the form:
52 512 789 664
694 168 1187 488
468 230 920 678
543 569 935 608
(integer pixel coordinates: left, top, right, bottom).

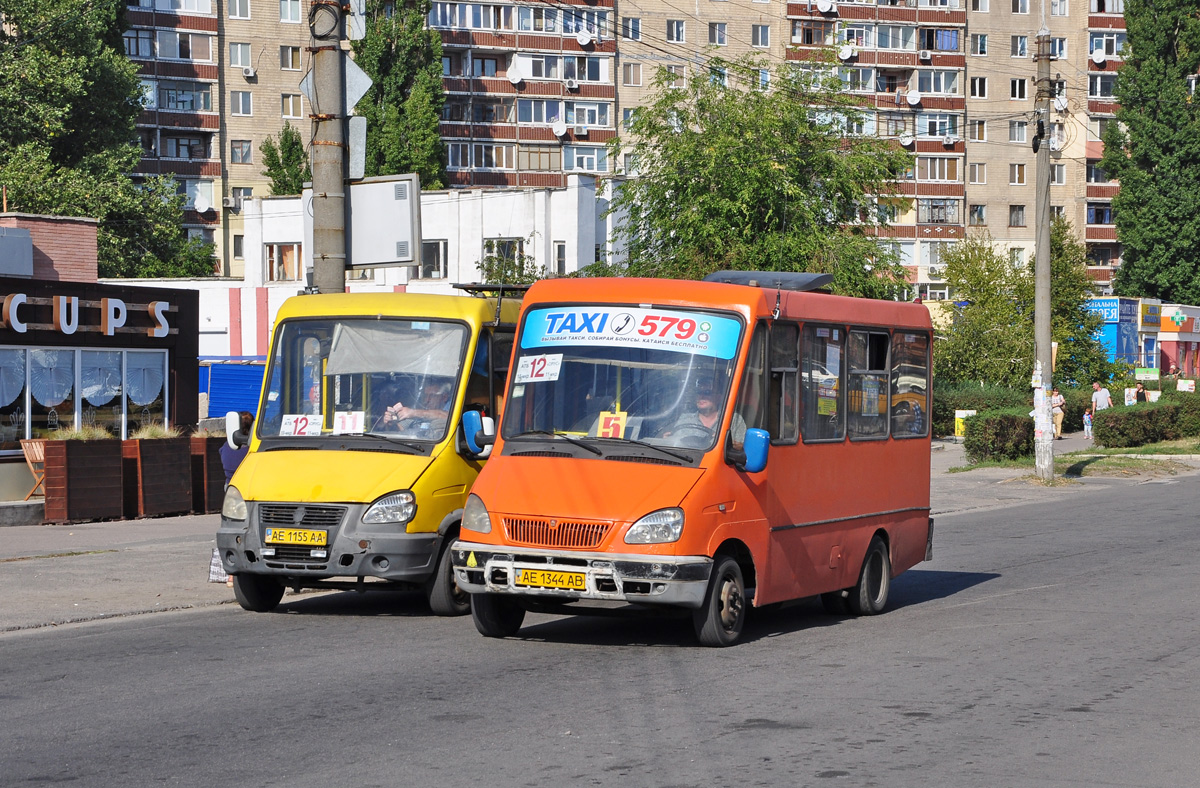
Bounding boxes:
888 569 999 609
274 588 436 617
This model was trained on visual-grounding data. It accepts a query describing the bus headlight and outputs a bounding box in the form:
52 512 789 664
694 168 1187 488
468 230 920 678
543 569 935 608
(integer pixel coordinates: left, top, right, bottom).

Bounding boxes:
363 491 416 525
625 508 684 544
462 493 491 534
222 486 247 521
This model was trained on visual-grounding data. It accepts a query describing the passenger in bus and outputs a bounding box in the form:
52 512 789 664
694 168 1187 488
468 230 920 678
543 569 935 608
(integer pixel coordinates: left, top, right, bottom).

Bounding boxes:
381 379 453 433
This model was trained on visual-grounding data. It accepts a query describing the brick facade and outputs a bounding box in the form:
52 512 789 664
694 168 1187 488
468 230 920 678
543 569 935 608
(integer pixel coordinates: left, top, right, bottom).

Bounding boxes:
0 214 98 283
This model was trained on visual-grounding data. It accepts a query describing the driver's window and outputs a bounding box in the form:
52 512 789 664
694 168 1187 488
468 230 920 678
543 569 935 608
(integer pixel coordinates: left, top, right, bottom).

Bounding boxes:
733 323 769 446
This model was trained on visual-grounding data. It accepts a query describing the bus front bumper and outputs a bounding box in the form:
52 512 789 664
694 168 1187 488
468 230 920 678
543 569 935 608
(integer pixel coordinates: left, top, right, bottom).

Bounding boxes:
451 541 712 609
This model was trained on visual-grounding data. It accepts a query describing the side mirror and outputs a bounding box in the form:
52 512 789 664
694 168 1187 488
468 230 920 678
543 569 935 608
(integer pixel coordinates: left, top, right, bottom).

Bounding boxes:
462 410 496 457
741 428 769 473
225 411 249 450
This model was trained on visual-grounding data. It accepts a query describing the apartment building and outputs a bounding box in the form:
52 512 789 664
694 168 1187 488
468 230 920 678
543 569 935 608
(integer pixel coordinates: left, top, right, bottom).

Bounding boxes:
429 0 618 190
123 0 309 279
1083 0 1125 285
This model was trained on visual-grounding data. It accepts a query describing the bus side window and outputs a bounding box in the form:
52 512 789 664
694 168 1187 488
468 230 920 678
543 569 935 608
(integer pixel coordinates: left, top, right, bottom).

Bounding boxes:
847 330 890 440
768 322 799 444
801 324 845 442
891 331 930 438
491 330 515 419
733 323 769 446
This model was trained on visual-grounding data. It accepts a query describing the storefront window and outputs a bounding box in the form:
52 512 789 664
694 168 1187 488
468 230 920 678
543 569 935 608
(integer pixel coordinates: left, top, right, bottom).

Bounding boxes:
30 349 76 437
126 352 166 434
82 351 123 437
0 349 26 451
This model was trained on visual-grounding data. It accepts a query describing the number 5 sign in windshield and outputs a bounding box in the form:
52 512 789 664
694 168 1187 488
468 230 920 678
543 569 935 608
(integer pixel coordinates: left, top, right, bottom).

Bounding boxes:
521 307 741 359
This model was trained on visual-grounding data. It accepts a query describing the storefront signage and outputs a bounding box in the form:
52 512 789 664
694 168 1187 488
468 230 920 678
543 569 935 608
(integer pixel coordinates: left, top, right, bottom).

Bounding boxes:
1161 307 1197 335
1 293 174 338
1140 302 1160 330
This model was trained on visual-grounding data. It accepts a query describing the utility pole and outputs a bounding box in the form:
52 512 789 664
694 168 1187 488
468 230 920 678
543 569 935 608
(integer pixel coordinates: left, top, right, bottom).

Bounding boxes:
308 1 347 294
1033 28 1054 482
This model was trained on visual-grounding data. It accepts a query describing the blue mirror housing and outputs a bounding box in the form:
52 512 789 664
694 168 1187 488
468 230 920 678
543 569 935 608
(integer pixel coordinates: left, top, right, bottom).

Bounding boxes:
742 428 769 473
462 409 485 454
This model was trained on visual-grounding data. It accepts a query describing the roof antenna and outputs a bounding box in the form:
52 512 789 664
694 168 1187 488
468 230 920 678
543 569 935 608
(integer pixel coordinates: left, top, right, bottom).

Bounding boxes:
772 289 781 320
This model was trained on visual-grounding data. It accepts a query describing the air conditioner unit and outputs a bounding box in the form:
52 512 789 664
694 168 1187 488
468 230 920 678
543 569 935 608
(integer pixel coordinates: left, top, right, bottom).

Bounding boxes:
242 67 256 79
221 196 238 209
942 134 958 146
918 50 932 61
574 125 589 137
563 77 580 91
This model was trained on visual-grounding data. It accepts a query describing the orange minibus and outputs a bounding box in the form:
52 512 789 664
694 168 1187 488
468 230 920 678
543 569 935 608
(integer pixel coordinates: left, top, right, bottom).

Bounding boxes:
453 272 933 646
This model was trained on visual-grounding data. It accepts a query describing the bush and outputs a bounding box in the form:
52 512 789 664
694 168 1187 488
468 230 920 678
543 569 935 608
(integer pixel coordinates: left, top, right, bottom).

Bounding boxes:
963 408 1034 463
932 383 1030 437
1093 402 1180 447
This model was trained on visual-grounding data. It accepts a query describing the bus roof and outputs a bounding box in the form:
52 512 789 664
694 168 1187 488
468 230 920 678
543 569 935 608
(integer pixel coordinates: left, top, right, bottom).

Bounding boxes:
273 291 522 326
523 277 932 331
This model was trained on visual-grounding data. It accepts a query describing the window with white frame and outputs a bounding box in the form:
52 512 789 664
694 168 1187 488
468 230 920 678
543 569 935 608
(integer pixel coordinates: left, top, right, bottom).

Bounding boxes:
876 25 914 50
969 119 986 140
566 101 608 127
709 22 726 46
1011 78 1027 99
752 24 770 47
157 31 211 60
229 0 249 18
971 0 988 9
517 99 561 124
279 0 300 22
667 20 685 42
1009 120 1027 142
562 56 601 82
1009 163 1026 185
1051 0 1067 14
921 28 959 51
562 9 607 36
1051 37 1067 58
970 76 987 97
918 113 959 137
281 94 302 118
1087 162 1110 182
230 140 251 163
665 65 685 87
839 23 871 47
969 162 986 183
757 69 770 90
622 63 641 86
918 199 959 223
710 66 727 87
266 243 302 281
230 90 252 116
1009 248 1025 266
158 81 210 111
918 70 958 95
230 42 251 67
1090 31 1127 56
446 142 469 168
1051 205 1065 219
1051 163 1066 184
1012 0 1028 12
621 17 640 39
473 143 515 168
1089 74 1116 97
1009 205 1026 226
1090 0 1123 12
1011 35 1027 57
841 67 874 92
970 34 987 55
518 7 557 31
564 145 608 172
232 234 245 258
917 156 960 181
524 55 559 79
281 46 301 70
419 240 447 279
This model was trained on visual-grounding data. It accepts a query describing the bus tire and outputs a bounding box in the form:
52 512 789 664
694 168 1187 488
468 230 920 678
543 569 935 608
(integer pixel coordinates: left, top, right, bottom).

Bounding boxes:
849 536 891 616
693 555 746 647
471 593 525 638
426 540 470 617
232 574 285 612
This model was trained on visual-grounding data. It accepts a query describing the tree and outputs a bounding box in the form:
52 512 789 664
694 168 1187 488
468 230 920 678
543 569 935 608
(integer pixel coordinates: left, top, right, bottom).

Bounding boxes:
475 237 544 285
0 0 213 277
260 122 311 196
934 220 1114 388
353 0 446 188
606 55 913 298
1099 0 1200 304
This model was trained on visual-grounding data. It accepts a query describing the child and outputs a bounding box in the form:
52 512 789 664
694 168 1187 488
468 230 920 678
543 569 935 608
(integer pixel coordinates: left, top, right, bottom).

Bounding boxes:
1083 407 1093 439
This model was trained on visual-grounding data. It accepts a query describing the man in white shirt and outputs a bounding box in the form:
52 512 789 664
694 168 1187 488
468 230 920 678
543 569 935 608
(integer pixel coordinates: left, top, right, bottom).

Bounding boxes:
1091 381 1114 411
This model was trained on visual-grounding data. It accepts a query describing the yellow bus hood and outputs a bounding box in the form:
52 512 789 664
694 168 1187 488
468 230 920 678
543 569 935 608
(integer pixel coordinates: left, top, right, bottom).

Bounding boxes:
231 448 438 504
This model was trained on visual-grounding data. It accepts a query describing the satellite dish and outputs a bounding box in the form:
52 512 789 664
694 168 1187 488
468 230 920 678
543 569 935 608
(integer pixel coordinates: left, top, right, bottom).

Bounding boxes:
898 133 914 147
906 90 922 106
1054 95 1068 112
816 0 833 12
193 194 211 214
507 67 523 85
552 120 568 137
1091 49 1106 66
576 30 592 46
837 44 854 61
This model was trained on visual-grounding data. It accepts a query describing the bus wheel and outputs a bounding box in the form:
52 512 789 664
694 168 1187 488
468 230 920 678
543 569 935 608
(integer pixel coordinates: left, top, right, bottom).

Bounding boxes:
850 536 891 616
232 574 285 612
426 541 470 617
471 593 525 638
693 555 746 647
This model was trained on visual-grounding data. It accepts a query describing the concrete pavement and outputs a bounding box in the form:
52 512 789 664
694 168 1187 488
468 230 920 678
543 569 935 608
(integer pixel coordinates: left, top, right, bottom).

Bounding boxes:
1 430 1191 633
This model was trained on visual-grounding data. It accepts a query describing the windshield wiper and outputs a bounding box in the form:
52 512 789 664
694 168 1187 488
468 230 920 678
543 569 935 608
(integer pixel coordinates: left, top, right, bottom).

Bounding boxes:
509 430 603 456
595 437 694 464
358 433 426 454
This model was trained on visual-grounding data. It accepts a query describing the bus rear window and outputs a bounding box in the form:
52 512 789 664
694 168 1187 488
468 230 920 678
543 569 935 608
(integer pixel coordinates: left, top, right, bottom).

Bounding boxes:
891 332 930 438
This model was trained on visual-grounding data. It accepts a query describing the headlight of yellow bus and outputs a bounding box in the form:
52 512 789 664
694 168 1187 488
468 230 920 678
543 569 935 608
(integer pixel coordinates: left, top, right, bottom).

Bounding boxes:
222 486 247 521
625 508 684 544
363 491 416 525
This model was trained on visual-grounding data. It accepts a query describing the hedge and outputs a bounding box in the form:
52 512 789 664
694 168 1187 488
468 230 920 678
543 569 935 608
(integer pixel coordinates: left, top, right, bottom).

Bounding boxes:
1092 394 1200 447
934 384 1092 437
963 408 1035 463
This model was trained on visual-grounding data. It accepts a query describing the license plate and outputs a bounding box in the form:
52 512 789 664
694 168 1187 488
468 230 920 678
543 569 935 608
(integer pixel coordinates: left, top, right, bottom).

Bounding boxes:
264 528 328 546
515 568 586 590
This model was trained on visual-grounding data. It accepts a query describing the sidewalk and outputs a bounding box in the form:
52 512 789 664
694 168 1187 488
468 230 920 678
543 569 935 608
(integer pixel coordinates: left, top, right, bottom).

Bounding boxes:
0 431 1184 633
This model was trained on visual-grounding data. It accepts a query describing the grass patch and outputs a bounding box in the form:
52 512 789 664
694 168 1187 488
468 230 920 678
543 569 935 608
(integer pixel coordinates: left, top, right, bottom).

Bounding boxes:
1056 456 1190 478
1075 437 1200 456
948 457 1033 473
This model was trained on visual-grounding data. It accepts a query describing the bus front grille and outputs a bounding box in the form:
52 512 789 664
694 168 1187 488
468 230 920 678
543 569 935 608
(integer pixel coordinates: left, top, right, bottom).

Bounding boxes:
503 518 612 549
259 504 346 528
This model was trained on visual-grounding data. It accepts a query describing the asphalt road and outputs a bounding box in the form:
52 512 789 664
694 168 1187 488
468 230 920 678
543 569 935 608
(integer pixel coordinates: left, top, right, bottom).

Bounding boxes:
2 468 1198 788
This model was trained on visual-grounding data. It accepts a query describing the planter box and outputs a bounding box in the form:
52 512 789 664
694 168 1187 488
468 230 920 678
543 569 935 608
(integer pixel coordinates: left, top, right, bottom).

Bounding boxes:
123 438 193 518
43 440 124 524
190 436 226 514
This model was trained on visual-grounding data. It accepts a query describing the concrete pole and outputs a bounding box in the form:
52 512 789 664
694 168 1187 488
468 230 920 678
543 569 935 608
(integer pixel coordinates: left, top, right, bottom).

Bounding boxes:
1033 30 1054 482
309 5 347 294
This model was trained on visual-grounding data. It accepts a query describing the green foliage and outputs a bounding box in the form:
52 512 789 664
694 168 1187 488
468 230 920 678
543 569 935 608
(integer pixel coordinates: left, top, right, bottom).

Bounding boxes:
607 55 914 298
962 408 1034 463
476 237 545 285
46 425 115 441
1100 0 1200 304
353 0 446 188
930 383 1030 436
259 123 311 196
129 422 182 440
1092 394 1200 447
934 220 1115 389
0 0 214 277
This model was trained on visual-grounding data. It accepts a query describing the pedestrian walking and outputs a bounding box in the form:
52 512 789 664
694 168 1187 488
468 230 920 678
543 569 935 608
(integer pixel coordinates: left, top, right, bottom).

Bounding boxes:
1050 387 1066 439
1091 381 1114 412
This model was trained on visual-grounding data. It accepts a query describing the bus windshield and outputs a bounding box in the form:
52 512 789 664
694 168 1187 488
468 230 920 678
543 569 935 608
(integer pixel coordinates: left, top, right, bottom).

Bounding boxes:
502 306 744 451
259 318 469 444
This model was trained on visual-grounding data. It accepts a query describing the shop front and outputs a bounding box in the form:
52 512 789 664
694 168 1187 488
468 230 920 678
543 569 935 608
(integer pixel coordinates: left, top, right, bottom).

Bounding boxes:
0 277 198 501
1158 305 1200 377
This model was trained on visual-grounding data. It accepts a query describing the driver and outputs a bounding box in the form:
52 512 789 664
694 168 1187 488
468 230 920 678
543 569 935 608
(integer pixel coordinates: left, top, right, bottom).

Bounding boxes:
381 379 453 433
662 378 722 445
